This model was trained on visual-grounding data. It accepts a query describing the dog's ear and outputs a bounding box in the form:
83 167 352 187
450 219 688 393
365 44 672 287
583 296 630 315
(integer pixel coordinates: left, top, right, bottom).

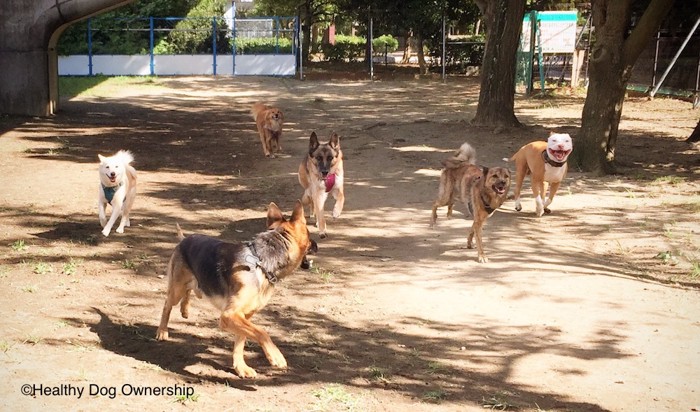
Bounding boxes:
266 202 285 228
309 132 320 154
290 200 306 225
482 166 489 176
98 154 107 162
329 132 340 149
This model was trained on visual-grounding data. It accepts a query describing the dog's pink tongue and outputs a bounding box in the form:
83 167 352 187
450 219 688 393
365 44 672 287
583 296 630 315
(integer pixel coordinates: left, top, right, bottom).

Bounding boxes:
325 174 335 192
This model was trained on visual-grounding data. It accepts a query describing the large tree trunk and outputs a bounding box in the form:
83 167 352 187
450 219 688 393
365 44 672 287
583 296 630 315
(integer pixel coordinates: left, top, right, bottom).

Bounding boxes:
300 1 313 63
416 32 427 75
471 0 526 129
576 0 673 174
687 119 700 143
401 30 413 64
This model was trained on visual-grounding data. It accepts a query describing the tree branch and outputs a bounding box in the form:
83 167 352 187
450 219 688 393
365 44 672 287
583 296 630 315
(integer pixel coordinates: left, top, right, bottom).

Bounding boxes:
623 0 674 65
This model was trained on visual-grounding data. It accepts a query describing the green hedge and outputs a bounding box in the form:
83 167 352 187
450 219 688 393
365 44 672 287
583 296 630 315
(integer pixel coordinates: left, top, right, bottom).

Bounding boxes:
321 34 398 62
233 37 293 54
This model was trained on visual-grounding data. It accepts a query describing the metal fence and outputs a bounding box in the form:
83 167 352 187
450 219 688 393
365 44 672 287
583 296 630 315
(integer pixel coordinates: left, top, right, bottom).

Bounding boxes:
58 16 298 76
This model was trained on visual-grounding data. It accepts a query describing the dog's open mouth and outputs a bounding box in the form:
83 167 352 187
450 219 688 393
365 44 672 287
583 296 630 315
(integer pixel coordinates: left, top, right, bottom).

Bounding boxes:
107 174 117 183
548 148 571 162
492 184 507 195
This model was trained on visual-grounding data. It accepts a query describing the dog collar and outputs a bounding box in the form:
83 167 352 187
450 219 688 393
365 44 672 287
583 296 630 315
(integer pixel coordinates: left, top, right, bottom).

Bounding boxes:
542 150 566 168
324 174 336 193
244 241 278 284
481 194 496 214
101 182 123 204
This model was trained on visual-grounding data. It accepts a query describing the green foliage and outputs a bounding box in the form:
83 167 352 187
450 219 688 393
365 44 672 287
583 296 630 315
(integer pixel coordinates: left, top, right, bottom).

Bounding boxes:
372 34 398 54
321 34 397 61
233 37 293 54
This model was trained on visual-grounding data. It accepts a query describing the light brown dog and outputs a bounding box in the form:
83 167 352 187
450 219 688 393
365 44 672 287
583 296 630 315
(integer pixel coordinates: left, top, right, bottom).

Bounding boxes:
505 132 573 217
155 201 317 379
251 102 284 158
298 131 345 239
431 142 511 263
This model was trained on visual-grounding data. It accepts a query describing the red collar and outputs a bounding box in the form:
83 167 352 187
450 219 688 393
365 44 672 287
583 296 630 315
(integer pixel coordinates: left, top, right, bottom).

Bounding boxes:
324 174 336 192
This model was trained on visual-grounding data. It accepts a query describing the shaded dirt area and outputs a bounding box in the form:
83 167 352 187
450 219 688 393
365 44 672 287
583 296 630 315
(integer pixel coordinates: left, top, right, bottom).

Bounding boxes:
0 75 699 412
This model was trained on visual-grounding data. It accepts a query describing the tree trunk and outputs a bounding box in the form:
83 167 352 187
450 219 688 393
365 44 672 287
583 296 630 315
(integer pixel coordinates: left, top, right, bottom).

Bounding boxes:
687 118 700 143
576 0 673 174
416 32 427 74
401 30 413 64
471 0 526 129
300 1 313 63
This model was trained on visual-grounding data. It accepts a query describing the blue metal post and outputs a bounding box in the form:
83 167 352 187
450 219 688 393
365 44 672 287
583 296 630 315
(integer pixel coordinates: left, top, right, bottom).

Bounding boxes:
212 17 217 75
232 2 237 75
87 18 93 76
275 17 280 54
149 17 155 75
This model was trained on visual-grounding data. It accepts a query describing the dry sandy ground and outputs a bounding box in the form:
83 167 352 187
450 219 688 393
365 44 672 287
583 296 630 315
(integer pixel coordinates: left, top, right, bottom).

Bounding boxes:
0 75 699 412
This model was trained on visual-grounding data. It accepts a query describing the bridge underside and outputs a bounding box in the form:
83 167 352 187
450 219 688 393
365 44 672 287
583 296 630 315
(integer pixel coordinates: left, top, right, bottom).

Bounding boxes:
0 0 133 116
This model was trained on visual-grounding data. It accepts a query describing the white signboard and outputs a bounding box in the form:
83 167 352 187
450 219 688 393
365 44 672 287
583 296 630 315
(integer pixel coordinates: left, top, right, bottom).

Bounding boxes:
521 11 578 54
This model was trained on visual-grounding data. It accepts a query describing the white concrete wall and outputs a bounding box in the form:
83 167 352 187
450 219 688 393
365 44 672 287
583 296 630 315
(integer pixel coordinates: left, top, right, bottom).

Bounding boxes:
58 54 295 76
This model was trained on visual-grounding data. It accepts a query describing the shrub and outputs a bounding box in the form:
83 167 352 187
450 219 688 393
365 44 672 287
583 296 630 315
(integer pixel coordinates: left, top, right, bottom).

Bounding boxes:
372 35 398 54
233 37 293 54
322 34 398 62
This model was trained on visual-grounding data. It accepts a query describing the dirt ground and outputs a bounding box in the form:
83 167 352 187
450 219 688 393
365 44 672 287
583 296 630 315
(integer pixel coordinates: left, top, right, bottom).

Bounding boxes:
1 73 699 412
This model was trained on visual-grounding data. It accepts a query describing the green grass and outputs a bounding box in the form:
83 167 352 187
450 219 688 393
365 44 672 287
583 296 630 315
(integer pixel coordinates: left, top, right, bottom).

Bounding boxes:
482 391 517 410
59 75 162 99
311 384 359 411
11 240 27 252
690 261 700 278
33 262 53 275
652 175 686 186
423 389 446 403
313 267 335 283
62 258 80 275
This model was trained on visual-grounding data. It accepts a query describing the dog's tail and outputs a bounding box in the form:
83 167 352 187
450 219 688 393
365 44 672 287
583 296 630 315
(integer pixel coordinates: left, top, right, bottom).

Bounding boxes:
442 142 476 168
115 150 134 165
502 156 514 162
175 223 185 241
251 102 266 120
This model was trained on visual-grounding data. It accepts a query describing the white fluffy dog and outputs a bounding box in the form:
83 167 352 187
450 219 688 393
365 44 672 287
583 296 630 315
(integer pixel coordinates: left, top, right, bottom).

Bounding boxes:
97 150 137 237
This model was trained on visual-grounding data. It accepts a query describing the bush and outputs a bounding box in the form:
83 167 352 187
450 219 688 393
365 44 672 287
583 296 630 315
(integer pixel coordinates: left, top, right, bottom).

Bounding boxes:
372 35 398 54
233 37 293 54
322 34 398 62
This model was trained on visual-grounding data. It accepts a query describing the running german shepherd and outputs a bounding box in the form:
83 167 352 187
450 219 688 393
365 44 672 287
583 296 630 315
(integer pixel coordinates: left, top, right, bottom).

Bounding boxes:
430 142 511 263
298 131 345 239
155 201 317 378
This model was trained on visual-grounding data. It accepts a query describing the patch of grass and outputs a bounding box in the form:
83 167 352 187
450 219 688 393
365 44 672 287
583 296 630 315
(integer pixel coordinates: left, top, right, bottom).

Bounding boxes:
121 259 137 271
427 361 445 374
422 389 446 403
173 393 200 405
482 392 517 410
33 262 54 275
313 267 335 283
23 335 43 345
655 251 679 266
0 340 12 353
11 240 27 252
368 365 389 382
652 175 686 186
21 285 38 293
62 258 80 275
311 384 360 411
690 261 700 278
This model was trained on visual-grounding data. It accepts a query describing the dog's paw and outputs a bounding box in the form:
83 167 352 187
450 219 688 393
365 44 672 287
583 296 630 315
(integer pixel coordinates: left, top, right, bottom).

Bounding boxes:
477 255 489 263
318 232 327 239
543 207 552 214
101 228 111 237
332 209 342 219
116 226 125 234
234 363 258 379
99 218 107 227
266 349 288 369
514 205 522 212
155 329 169 341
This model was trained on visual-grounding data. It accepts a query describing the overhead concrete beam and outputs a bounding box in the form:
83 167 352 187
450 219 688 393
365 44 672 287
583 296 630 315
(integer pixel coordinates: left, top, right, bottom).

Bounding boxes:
0 0 134 117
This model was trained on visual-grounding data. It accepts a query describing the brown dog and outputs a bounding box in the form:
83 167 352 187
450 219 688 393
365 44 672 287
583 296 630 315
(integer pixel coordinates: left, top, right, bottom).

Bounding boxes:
155 201 317 379
251 102 284 158
298 131 345 239
431 142 511 263
505 132 573 217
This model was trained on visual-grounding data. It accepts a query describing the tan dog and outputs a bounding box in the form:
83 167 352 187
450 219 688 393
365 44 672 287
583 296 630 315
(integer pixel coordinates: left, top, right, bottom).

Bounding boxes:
431 142 511 263
97 150 137 237
155 201 317 379
505 132 573 217
251 102 284 158
298 131 345 239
